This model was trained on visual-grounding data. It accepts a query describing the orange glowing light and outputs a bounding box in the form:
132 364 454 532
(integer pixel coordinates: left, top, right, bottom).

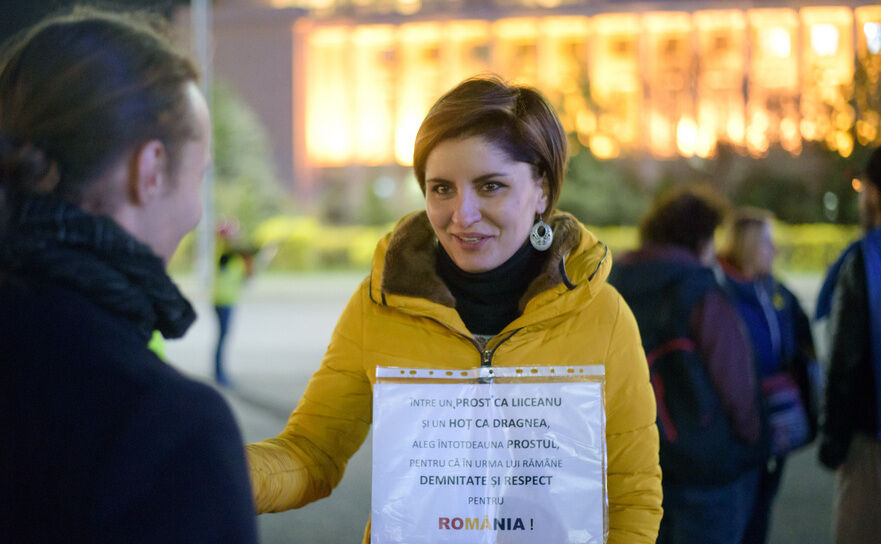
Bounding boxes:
538 16 589 93
694 10 746 31
746 9 801 155
857 117 880 145
589 13 641 152
644 11 692 34
694 10 746 149
306 26 352 165
800 7 854 147
749 9 798 88
396 0 420 15
727 115 745 143
576 110 596 135
493 18 539 86
649 112 674 158
857 6 881 55
836 132 853 158
780 117 799 141
394 115 421 166
589 134 620 160
856 7 881 148
538 16 590 136
644 12 694 158
801 119 817 140
298 4 876 166
443 20 491 90
853 178 864 192
802 8 853 81
352 25 395 165
396 22 444 166
696 125 717 159
811 24 839 57
767 27 791 57
780 117 802 155
677 117 698 157
494 17 538 40
540 15 589 37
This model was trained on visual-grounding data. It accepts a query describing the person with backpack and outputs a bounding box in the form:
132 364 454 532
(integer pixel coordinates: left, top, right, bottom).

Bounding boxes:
609 187 764 544
817 146 881 544
717 207 819 544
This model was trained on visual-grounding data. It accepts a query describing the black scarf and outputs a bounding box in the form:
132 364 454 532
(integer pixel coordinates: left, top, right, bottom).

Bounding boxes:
436 240 546 336
0 195 196 341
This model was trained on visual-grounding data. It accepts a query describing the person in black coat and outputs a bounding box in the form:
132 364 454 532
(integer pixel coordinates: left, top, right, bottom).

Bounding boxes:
0 8 257 542
816 147 881 544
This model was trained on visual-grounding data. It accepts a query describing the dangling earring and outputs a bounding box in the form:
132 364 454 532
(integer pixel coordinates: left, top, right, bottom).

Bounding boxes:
530 215 553 251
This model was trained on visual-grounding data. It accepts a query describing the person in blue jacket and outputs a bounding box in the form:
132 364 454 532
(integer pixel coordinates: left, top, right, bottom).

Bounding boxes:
717 207 819 544
0 8 257 542
816 146 881 544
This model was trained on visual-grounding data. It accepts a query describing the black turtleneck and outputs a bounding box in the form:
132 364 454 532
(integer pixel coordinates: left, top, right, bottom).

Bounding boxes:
436 240 547 336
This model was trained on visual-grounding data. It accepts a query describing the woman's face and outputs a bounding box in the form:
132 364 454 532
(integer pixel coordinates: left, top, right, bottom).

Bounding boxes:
743 221 776 277
424 136 547 273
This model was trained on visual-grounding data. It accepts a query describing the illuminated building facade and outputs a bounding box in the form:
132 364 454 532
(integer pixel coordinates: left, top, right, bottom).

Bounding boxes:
211 1 881 198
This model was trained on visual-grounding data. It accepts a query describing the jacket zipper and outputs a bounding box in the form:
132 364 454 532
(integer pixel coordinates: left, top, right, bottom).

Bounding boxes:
481 329 521 367
420 315 521 368
379 285 525 368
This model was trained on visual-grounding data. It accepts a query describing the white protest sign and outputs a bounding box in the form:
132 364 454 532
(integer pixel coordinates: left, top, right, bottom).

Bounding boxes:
372 366 607 544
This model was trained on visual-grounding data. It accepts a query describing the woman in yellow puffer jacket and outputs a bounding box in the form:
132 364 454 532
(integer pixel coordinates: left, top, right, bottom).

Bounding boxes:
246 76 662 543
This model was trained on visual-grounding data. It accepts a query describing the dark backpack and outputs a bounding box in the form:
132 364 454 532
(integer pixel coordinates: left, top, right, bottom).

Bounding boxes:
616 267 764 486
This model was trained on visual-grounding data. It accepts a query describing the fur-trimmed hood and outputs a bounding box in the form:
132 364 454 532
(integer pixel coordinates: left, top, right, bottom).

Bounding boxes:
368 210 611 329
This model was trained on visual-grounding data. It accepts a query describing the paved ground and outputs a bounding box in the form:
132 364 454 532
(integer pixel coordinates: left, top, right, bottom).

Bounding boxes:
166 271 836 544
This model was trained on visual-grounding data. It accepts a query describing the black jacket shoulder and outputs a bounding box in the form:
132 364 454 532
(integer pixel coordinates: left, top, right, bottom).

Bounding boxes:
0 276 257 542
819 248 875 469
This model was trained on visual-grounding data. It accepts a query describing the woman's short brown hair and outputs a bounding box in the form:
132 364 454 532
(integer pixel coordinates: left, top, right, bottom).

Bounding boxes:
412 75 567 220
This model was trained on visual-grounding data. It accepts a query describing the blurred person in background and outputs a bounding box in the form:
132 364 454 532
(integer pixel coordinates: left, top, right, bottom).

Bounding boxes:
212 218 255 387
717 207 819 544
609 187 765 544
817 146 881 544
246 75 663 543
0 8 256 542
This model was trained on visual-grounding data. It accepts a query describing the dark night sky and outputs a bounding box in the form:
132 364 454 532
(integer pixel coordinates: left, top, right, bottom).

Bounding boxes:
0 1 189 45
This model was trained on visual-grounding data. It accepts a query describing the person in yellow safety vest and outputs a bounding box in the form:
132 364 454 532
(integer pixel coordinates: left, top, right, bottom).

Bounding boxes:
212 246 254 386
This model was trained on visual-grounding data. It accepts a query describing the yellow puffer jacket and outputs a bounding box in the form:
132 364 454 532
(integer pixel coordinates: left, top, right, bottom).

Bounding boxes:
246 211 662 543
